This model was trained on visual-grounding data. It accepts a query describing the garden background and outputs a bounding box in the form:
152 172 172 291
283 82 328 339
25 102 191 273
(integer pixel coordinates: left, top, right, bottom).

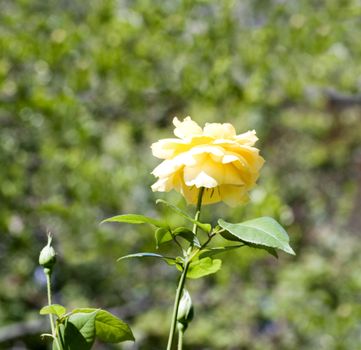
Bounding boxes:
1 0 361 349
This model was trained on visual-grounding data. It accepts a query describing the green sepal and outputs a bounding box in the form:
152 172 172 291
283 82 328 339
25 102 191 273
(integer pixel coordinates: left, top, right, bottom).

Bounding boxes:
39 234 56 270
218 217 295 255
156 199 211 233
40 304 66 318
177 289 194 328
186 257 222 279
101 214 166 227
117 252 176 265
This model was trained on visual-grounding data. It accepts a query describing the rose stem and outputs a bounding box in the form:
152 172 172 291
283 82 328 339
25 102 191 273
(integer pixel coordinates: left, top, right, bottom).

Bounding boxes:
166 187 205 350
45 269 61 350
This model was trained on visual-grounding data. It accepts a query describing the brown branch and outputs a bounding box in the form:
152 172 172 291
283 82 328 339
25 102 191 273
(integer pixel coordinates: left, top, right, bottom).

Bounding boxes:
324 88 361 110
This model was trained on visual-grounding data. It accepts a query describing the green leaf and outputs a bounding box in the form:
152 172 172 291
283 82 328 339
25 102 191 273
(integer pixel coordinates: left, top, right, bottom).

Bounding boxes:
199 245 244 259
247 243 279 258
155 227 200 248
216 231 279 258
57 323 91 350
40 304 66 318
69 311 98 344
69 308 99 315
95 310 134 343
218 217 295 255
101 214 165 227
155 227 173 248
187 257 222 279
156 199 211 233
117 252 176 265
64 308 134 343
58 310 97 349
172 227 200 246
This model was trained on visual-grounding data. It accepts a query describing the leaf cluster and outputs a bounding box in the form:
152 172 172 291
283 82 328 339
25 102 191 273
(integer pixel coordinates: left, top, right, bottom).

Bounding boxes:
40 305 134 349
103 200 295 280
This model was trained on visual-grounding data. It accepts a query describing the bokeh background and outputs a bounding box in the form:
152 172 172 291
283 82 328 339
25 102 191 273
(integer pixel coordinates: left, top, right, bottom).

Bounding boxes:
1 0 361 349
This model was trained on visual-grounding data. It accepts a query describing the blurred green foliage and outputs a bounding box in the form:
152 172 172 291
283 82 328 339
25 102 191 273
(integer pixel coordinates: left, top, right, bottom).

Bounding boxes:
1 0 361 349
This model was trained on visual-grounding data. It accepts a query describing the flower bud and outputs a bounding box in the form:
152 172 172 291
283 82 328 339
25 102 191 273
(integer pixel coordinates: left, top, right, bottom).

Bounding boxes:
177 289 194 329
39 234 56 270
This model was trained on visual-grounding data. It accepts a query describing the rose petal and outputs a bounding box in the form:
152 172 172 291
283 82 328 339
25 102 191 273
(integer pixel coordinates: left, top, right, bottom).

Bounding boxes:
235 130 258 146
151 138 188 159
203 122 236 138
173 117 203 139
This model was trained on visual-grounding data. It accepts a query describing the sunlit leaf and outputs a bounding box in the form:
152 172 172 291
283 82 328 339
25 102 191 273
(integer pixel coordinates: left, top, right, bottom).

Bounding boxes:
95 309 134 343
117 252 176 265
216 233 279 258
61 310 98 349
187 257 222 279
101 214 166 227
66 308 134 343
218 217 295 255
40 304 66 318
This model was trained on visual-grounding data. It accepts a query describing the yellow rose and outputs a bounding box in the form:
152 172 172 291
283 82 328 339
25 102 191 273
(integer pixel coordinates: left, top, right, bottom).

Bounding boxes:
151 117 264 206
